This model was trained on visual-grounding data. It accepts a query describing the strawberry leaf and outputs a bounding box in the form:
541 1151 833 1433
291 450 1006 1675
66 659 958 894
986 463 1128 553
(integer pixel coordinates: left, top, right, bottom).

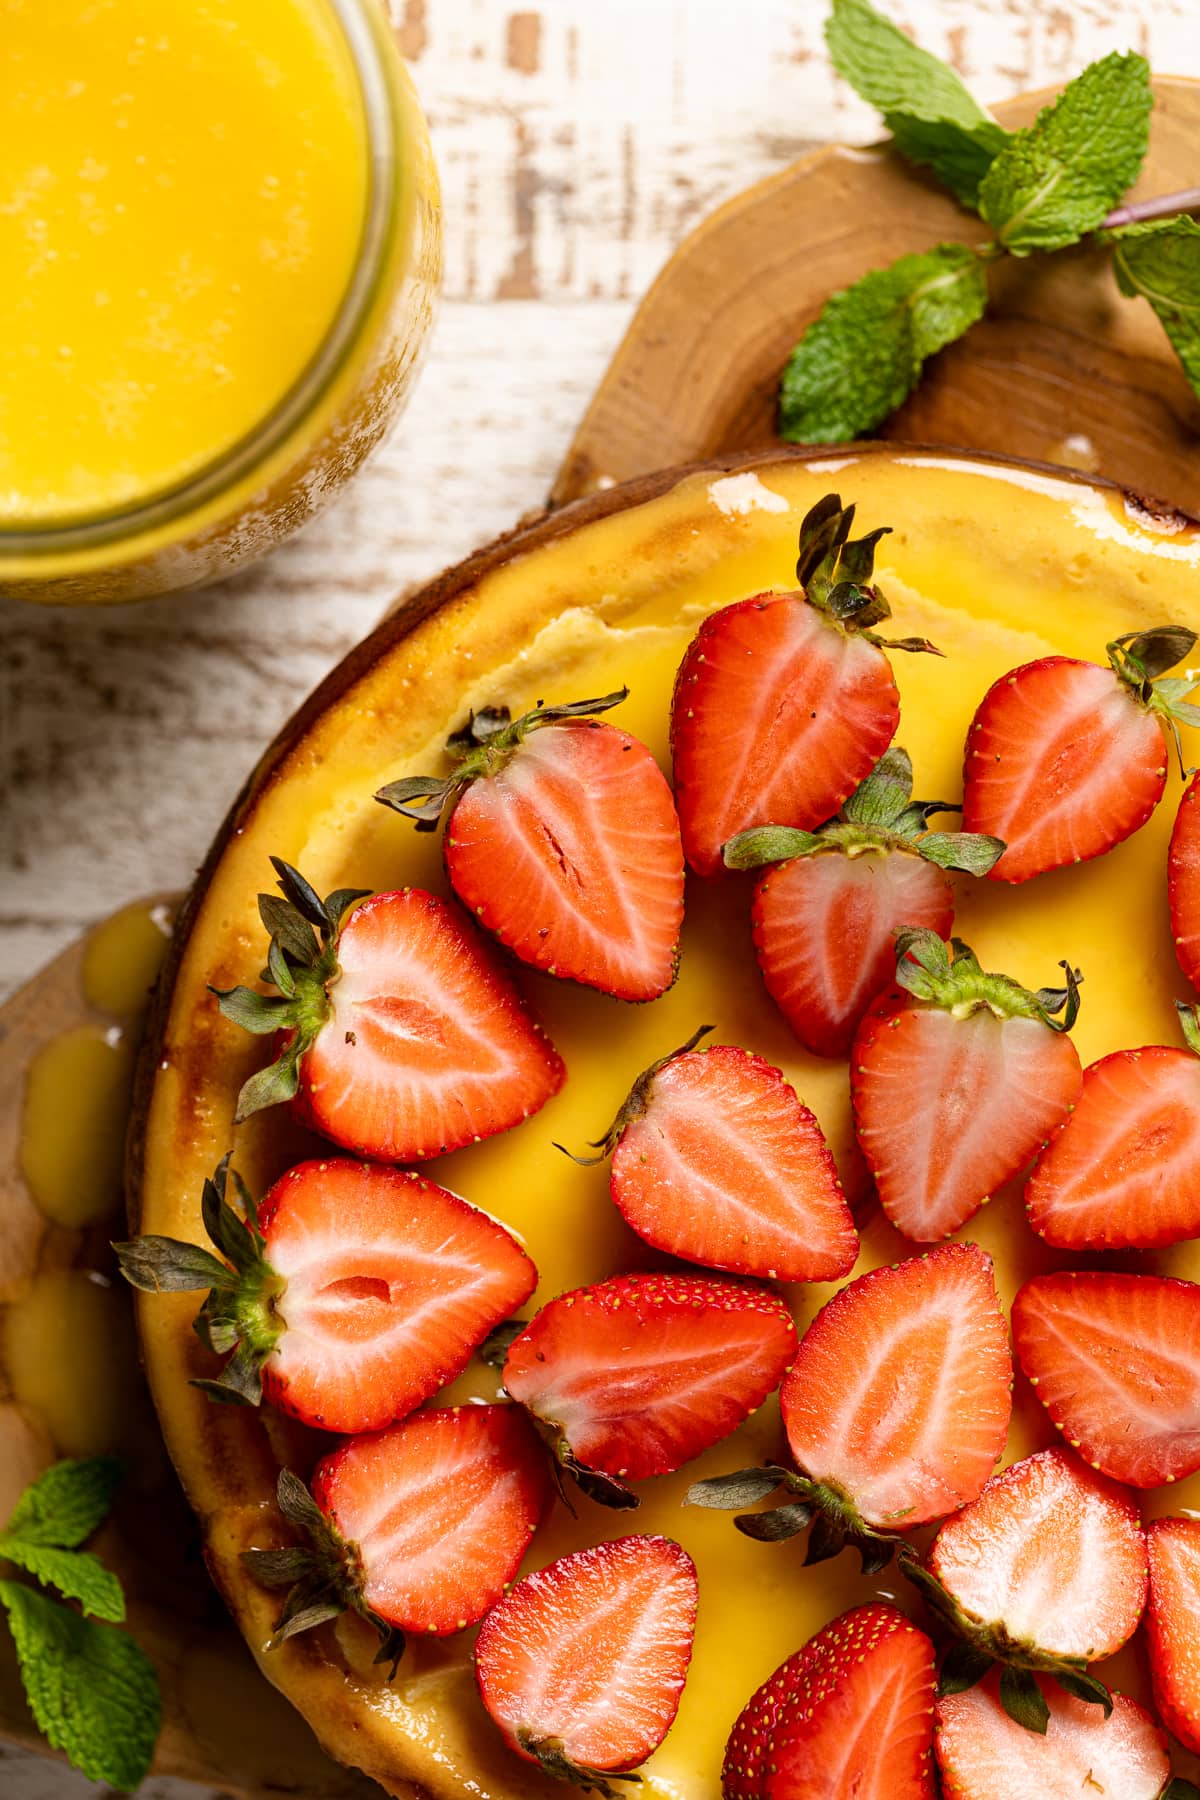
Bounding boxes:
918 831 1007 875
734 1503 813 1543
685 1467 792 1509
938 1641 993 1697
113 1235 236 1294
258 894 320 967
722 826 825 869
1163 1781 1200 1800
841 746 914 828
1050 1665 1113 1715
1177 1001 1200 1058
269 857 330 931
998 1663 1049 1735
211 985 298 1034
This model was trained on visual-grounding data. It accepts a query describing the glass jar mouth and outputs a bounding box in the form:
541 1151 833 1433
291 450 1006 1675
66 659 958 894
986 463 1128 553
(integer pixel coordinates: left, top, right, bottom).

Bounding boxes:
0 0 400 558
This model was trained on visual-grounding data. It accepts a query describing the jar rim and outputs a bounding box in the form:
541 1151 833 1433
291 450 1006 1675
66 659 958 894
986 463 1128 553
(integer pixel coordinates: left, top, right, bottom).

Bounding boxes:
0 0 401 557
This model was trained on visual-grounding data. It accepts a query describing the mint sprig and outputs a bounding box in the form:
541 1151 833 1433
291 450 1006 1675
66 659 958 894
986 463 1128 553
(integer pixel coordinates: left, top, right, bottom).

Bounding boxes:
978 52 1151 254
0 1459 161 1788
825 0 1007 207
786 0 1200 441
780 243 987 450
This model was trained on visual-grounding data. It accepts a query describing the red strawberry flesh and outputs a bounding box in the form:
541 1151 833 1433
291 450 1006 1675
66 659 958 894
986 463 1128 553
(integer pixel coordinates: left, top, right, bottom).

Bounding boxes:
611 1044 858 1282
1171 769 1200 993
474 1533 697 1774
1146 1515 1200 1754
1025 1043 1200 1249
445 718 684 1001
753 847 954 1059
935 1672 1168 1800
780 1243 1012 1529
313 1404 553 1634
300 889 564 1161
927 1447 1146 1661
503 1271 798 1482
721 1603 936 1800
671 592 899 878
851 988 1082 1243
961 655 1167 883
260 1159 537 1433
1012 1269 1200 1487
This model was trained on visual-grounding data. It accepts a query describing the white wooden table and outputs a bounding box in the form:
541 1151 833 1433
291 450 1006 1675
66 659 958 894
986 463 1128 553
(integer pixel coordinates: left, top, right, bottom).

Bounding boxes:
4 0 1199 1791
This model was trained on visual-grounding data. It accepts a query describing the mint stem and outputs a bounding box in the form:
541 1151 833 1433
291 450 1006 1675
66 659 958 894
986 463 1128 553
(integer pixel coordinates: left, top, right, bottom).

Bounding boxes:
1100 186 1200 230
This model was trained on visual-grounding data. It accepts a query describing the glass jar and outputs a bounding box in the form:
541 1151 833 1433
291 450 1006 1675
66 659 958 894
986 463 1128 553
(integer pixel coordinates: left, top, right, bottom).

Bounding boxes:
0 0 441 604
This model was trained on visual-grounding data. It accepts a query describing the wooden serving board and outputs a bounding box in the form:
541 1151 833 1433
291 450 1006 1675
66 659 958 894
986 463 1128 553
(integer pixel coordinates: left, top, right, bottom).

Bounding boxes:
5 69 1200 1794
554 75 1200 512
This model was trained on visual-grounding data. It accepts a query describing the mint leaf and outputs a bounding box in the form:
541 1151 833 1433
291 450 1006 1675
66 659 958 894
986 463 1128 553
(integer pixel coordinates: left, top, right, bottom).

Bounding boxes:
1109 215 1200 392
780 244 987 442
978 52 1151 254
826 0 1007 206
4 1458 124 1550
0 1581 160 1789
0 1542 124 1623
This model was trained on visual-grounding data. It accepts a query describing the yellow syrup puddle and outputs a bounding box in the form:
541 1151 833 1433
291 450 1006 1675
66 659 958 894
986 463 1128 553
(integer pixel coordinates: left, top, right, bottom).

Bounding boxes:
82 899 173 1019
19 1026 134 1228
4 1268 142 1460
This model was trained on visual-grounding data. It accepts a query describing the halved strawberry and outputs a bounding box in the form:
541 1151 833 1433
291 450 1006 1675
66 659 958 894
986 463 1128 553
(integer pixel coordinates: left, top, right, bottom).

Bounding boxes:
724 747 1004 1058
1146 1516 1200 1754
502 1272 797 1505
670 495 939 878
115 1157 537 1433
961 626 1199 883
850 930 1083 1242
721 1603 937 1800
1171 769 1200 993
376 691 684 1001
474 1534 697 1792
692 1244 1011 1568
935 1673 1169 1800
563 1028 857 1283
1025 1002 1200 1249
1012 1270 1200 1487
241 1404 554 1671
911 1448 1145 1724
213 862 564 1160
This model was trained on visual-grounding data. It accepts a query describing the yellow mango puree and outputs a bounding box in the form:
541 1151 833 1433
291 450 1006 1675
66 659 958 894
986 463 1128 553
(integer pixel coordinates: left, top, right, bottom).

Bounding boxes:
0 0 369 523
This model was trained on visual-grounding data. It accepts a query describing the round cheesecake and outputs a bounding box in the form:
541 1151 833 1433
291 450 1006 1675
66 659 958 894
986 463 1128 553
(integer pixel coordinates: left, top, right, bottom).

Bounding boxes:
131 445 1200 1798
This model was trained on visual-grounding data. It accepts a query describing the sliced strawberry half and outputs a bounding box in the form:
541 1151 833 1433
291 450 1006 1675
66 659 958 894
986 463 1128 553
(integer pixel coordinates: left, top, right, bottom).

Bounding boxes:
1146 1516 1200 1754
722 1603 937 1800
935 1672 1169 1800
724 747 1004 1058
241 1404 554 1671
1026 1002 1200 1249
1171 769 1200 993
116 1157 537 1433
917 1448 1146 1702
961 626 1199 883
1012 1270 1200 1487
212 862 564 1161
474 1534 697 1792
564 1028 857 1283
670 495 939 878
692 1244 1011 1568
502 1271 797 1504
376 691 685 1002
850 930 1083 1242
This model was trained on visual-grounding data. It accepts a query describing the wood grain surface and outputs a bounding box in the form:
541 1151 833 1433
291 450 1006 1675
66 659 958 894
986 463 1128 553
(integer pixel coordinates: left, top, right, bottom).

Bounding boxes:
5 2 1200 1795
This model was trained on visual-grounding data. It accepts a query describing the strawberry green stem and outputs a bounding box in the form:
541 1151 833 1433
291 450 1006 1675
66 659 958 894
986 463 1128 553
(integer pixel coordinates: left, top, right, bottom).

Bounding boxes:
114 1158 285 1408
375 689 631 831
554 1025 716 1165
893 930 1082 1032
1107 626 1200 778
685 1465 899 1575
242 1470 405 1676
